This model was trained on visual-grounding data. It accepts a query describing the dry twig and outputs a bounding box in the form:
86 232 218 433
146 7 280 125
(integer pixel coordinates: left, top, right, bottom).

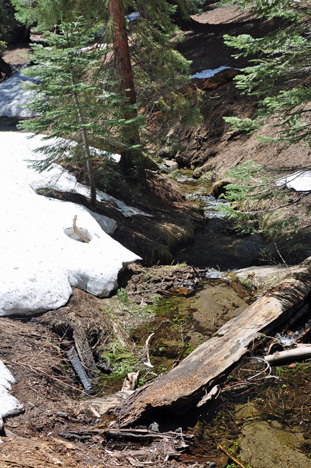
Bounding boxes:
218 444 246 468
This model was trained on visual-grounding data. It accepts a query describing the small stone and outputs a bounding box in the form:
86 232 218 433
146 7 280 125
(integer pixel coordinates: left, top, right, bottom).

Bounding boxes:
148 421 159 432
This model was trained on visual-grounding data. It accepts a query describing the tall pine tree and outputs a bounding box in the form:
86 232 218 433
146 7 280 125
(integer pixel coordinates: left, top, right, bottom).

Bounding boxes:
11 0 201 175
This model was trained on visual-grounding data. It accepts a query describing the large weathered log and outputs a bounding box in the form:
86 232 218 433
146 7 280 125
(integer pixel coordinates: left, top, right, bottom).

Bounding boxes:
118 258 311 427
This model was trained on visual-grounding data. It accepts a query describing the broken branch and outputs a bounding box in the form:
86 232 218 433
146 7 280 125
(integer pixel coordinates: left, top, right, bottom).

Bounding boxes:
264 344 311 365
73 215 89 243
218 444 246 468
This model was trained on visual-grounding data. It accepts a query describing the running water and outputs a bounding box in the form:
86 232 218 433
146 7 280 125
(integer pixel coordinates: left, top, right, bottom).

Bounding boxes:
173 170 264 270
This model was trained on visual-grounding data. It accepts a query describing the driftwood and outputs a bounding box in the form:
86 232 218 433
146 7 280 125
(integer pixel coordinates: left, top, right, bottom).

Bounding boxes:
122 372 140 392
118 258 311 427
105 447 180 462
104 427 194 444
265 344 311 365
73 215 90 243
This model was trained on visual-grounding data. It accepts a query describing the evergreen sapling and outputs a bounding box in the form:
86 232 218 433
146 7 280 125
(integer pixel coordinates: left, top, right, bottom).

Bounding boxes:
20 20 143 207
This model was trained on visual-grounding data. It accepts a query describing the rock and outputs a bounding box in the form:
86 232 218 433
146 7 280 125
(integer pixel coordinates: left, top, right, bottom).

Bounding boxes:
233 264 293 291
86 208 117 234
148 422 159 432
192 161 215 179
158 145 176 159
235 402 260 420
162 159 179 170
210 180 230 198
193 168 211 180
239 421 311 468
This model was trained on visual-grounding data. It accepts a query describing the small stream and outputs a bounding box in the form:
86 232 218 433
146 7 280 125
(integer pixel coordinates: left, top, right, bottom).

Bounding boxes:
172 170 264 270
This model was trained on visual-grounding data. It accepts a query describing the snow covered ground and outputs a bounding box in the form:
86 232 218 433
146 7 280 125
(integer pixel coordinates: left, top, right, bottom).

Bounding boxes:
277 171 311 192
0 71 37 118
0 361 24 436
0 132 147 316
0 130 148 428
0 70 150 423
191 66 238 80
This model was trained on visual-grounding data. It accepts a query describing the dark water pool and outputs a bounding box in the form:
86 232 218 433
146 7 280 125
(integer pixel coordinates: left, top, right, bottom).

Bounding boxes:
175 217 263 270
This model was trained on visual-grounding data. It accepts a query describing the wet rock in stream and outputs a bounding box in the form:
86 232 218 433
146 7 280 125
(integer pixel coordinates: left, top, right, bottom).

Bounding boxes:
185 281 249 346
239 421 311 468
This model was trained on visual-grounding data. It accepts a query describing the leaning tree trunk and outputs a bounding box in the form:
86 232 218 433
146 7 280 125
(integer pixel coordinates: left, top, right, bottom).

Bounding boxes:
117 257 311 427
108 0 141 173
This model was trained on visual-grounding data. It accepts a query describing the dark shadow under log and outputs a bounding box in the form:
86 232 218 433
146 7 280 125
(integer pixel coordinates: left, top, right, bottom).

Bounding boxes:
118 258 311 427
0 57 11 80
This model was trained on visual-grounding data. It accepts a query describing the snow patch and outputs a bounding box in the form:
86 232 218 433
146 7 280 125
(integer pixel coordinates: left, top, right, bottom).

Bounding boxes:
0 361 24 428
277 171 311 192
0 132 144 316
0 71 37 118
126 11 140 22
191 66 237 80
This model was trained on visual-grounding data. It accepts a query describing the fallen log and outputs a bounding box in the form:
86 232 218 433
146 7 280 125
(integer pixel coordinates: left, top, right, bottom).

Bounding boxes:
68 312 98 379
66 346 94 394
118 257 311 427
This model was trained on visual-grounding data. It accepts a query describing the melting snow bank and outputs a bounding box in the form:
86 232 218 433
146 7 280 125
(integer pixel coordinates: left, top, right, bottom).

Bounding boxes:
277 171 311 192
0 361 24 436
0 132 143 316
0 71 37 118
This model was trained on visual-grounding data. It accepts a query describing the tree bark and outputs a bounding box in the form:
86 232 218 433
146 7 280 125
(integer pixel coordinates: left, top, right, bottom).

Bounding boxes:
108 0 141 172
118 257 311 427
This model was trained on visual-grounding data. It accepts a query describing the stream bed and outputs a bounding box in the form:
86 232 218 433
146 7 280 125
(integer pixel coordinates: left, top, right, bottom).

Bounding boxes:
171 169 264 270
127 169 311 468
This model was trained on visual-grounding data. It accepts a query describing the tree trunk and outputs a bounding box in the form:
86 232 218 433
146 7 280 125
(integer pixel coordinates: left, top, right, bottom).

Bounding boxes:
108 0 141 173
71 75 97 207
118 258 311 427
